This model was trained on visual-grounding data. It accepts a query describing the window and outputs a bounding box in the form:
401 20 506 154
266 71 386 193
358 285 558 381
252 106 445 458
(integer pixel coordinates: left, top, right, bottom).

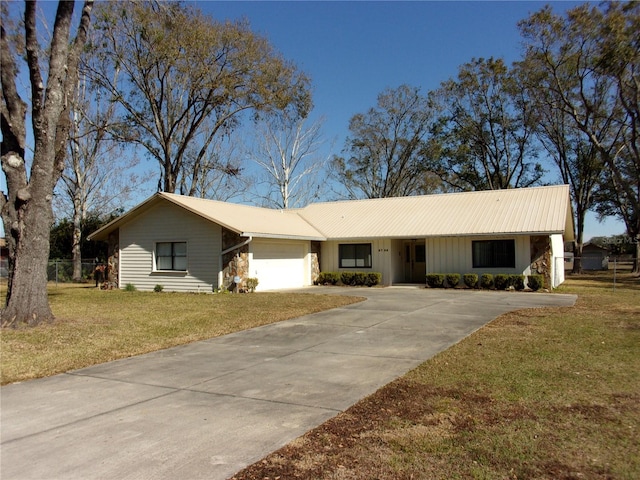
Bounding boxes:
339 243 372 268
156 242 187 271
472 240 515 268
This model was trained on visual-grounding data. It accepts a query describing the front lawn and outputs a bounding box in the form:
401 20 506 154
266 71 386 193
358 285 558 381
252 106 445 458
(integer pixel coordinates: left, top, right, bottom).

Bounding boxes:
0 284 363 385
232 270 640 480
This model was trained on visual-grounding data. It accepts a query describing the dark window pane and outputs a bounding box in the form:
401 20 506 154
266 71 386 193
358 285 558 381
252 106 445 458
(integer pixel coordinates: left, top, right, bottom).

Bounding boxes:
339 243 372 268
472 240 515 268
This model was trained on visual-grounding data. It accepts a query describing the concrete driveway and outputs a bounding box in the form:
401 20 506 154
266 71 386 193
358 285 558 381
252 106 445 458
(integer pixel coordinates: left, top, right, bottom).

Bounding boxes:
1 287 576 480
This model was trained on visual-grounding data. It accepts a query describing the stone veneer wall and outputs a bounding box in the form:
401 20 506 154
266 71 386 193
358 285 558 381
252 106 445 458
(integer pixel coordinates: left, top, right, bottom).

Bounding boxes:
221 228 249 291
311 241 322 284
103 230 119 289
530 235 552 289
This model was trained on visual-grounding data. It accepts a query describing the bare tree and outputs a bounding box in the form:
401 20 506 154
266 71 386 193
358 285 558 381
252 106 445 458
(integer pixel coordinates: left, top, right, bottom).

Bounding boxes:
248 114 329 209
1 0 93 327
88 1 311 195
56 70 142 281
178 119 246 201
332 85 434 199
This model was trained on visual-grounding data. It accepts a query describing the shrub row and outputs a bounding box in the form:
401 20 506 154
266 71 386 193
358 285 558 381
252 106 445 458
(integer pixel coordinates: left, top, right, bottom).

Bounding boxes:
316 271 382 287
426 273 544 291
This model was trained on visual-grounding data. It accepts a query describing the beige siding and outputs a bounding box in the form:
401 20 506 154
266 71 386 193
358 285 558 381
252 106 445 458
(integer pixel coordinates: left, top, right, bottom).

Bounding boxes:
320 239 395 286
426 236 531 276
120 203 221 292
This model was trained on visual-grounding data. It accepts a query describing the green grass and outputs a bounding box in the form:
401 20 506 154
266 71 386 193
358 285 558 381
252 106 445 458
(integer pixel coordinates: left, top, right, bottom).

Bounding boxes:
232 270 640 480
0 283 363 385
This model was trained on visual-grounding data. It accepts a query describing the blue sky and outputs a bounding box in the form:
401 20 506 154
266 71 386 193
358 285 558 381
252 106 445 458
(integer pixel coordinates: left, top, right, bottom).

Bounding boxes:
0 1 625 239
193 0 623 239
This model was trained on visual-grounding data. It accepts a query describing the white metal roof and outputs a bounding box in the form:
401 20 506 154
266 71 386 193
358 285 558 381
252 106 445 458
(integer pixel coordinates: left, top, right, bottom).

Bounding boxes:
159 193 327 240
89 185 574 242
298 185 574 240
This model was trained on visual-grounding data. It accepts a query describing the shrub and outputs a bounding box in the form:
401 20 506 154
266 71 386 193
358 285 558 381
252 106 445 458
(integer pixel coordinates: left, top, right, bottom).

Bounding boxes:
527 274 544 291
124 283 137 292
245 277 259 293
445 273 460 288
510 274 525 291
317 272 339 285
365 272 382 287
353 271 367 286
480 274 493 289
340 271 355 285
153 284 164 293
426 273 445 288
494 274 510 290
463 273 478 288
317 271 382 287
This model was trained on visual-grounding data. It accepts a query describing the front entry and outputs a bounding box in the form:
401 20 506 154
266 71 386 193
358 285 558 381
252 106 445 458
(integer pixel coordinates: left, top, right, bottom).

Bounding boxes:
403 240 426 283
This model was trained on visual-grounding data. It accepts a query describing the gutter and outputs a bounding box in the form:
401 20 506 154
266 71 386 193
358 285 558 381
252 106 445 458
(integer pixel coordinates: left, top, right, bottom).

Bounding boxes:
218 236 253 289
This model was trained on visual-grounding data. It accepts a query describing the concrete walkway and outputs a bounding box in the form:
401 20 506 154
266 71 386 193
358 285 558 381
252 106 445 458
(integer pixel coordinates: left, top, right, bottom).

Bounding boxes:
1 287 576 480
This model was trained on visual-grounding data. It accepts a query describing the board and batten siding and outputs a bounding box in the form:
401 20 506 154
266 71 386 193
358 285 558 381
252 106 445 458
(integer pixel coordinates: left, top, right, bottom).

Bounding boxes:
320 239 395 286
426 235 531 276
119 202 221 292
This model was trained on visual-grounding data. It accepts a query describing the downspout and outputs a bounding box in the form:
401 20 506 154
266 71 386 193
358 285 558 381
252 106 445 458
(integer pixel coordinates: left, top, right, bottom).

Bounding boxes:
218 236 253 289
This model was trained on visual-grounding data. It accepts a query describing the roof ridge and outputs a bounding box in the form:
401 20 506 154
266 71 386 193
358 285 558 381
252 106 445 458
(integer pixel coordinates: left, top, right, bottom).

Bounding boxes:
300 184 569 208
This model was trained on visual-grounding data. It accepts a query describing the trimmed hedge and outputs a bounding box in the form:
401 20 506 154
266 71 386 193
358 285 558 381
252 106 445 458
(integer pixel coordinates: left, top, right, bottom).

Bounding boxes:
494 274 510 290
446 273 460 288
245 277 259 293
510 274 525 291
463 273 478 288
365 272 382 286
480 274 494 289
527 274 544 291
316 271 382 287
424 272 544 291
316 272 340 285
426 273 445 288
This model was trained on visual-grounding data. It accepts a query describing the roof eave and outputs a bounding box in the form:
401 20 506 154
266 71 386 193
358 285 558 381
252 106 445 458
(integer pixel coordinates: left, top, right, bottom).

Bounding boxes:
243 232 326 241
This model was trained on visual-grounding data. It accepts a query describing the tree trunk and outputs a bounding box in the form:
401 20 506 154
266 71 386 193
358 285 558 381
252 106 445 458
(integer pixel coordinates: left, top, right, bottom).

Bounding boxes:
72 202 83 282
633 235 639 275
1 1 93 327
571 207 586 274
1 194 54 327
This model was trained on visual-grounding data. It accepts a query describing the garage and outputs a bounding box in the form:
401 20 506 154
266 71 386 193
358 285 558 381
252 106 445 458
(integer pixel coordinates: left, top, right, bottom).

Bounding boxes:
250 240 308 291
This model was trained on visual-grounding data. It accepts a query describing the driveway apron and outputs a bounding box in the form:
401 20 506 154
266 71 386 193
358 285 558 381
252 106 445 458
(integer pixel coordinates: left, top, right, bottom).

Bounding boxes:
1 288 576 480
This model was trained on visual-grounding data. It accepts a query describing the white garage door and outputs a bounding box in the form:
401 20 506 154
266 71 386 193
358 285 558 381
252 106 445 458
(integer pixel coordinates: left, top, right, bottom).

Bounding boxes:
251 241 306 291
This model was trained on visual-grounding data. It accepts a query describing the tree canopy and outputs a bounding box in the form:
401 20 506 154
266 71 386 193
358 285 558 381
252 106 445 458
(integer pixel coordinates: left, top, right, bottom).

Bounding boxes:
519 1 640 272
332 85 435 199
428 57 544 191
88 0 312 195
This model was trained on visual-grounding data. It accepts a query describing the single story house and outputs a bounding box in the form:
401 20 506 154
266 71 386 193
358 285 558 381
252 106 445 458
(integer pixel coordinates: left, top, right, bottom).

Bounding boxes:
88 184 574 291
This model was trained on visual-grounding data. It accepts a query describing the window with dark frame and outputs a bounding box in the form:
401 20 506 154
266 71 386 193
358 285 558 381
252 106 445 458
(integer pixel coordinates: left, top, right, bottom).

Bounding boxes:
339 243 372 268
156 241 187 271
472 239 515 268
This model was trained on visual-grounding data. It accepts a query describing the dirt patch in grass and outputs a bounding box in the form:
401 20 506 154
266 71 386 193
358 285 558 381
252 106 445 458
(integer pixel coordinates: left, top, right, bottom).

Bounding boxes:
231 273 640 480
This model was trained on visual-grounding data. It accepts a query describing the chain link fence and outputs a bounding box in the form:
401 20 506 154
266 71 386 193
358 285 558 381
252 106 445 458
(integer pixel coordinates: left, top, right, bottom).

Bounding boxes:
0 259 102 285
47 260 102 284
